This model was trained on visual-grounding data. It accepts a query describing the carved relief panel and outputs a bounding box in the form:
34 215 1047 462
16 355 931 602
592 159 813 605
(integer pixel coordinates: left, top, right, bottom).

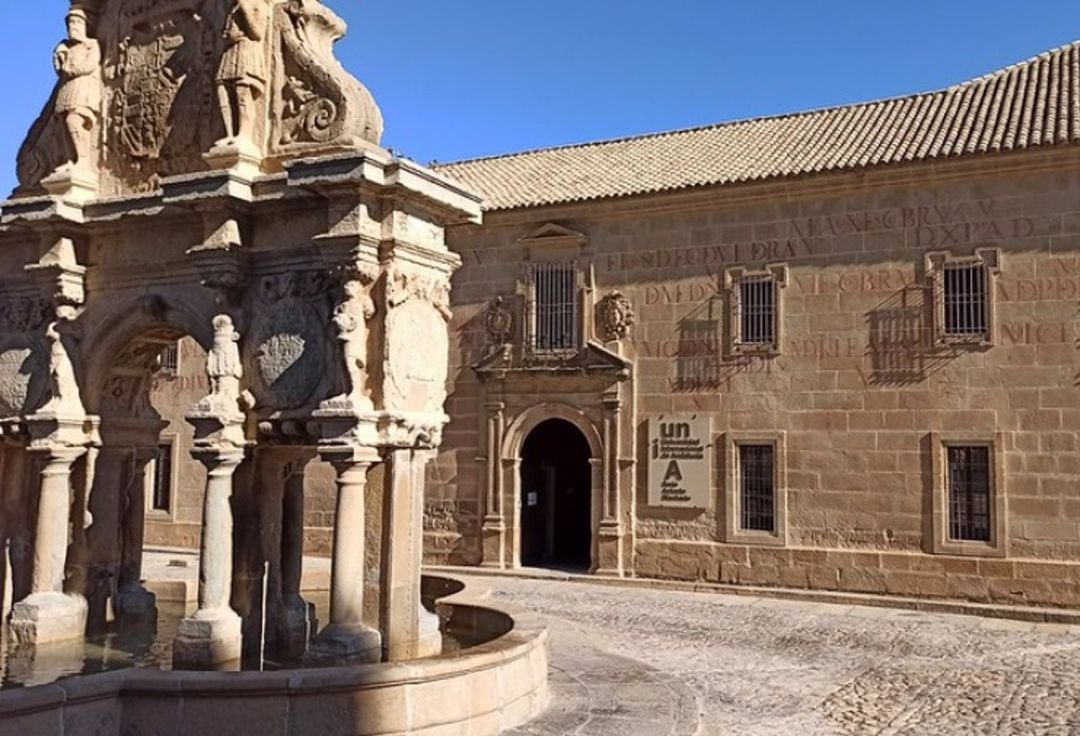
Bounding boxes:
243 270 332 412
383 266 453 415
0 297 52 417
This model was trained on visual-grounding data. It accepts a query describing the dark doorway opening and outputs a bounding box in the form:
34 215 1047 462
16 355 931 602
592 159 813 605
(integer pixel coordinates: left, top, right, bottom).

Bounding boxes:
520 419 592 570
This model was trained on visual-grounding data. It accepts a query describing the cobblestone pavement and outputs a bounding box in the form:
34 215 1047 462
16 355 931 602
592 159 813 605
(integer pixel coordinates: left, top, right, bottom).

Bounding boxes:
484 575 1080 736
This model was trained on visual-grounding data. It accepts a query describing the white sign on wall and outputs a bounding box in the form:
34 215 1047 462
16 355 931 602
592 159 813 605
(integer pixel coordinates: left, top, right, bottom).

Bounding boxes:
647 416 713 509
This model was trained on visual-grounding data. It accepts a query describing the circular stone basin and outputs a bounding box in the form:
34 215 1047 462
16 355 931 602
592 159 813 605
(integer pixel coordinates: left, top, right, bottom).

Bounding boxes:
0 576 550 736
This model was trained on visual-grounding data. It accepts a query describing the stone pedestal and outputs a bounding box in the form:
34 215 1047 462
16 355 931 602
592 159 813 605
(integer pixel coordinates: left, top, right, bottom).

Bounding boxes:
173 448 245 669
481 516 508 569
310 447 382 664
9 592 88 648
9 446 88 646
382 449 442 661
173 608 243 670
595 521 625 578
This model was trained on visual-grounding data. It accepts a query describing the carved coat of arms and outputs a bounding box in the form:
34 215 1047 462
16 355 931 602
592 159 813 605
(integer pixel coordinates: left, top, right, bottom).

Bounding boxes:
114 34 185 161
103 0 216 186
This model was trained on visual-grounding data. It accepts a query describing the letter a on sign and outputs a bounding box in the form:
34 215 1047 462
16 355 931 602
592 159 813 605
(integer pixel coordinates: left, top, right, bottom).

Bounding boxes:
663 460 683 484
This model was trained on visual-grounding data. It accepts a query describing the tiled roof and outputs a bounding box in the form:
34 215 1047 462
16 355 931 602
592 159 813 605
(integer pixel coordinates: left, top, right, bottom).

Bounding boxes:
435 40 1080 211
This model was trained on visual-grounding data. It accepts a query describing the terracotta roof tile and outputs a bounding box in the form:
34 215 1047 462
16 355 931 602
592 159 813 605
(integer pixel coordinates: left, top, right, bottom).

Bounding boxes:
434 40 1080 211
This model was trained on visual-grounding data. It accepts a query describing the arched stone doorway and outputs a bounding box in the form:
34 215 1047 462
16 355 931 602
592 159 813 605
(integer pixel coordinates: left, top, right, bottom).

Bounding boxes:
519 419 592 570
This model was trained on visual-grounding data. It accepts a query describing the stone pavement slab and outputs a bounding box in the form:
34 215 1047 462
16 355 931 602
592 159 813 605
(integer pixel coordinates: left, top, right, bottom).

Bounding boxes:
484 575 1080 736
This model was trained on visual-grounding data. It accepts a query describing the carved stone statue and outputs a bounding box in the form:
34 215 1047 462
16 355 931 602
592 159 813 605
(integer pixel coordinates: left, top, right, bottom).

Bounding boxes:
206 314 243 408
216 0 271 145
53 9 102 173
332 278 376 408
42 322 84 416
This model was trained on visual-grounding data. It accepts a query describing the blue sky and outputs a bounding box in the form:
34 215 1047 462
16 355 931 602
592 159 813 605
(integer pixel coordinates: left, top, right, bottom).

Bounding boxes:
0 1 1078 194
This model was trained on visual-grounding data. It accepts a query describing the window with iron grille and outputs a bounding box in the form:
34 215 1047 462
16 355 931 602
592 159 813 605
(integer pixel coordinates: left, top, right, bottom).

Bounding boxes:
943 263 988 337
531 261 579 353
157 341 180 377
739 277 776 346
151 443 173 513
739 444 775 533
947 445 991 542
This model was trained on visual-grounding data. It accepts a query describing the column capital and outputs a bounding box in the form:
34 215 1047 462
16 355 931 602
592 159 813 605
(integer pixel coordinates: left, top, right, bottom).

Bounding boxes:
190 445 246 473
318 444 381 470
30 444 87 468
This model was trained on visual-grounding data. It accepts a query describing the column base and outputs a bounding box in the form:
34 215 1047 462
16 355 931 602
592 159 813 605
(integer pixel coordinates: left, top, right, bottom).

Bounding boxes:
280 598 318 660
172 608 242 670
481 518 508 569
595 523 626 577
9 593 88 647
415 606 443 660
308 623 382 665
115 585 158 630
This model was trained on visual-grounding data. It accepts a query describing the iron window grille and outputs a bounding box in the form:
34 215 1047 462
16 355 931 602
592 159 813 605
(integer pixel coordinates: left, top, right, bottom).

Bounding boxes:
156 341 180 378
527 261 580 354
947 445 991 543
739 444 775 533
739 276 777 346
943 263 988 338
151 443 173 514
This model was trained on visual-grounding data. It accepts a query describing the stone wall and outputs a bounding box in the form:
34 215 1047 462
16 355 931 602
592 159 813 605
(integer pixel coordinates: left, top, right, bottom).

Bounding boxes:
432 149 1080 608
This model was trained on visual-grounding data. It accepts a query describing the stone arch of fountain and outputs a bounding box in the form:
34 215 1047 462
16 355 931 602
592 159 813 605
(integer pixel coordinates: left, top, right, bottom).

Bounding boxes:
0 2 549 733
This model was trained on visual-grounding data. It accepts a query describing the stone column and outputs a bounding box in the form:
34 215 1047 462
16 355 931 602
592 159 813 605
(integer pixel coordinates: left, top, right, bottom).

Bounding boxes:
115 448 157 627
280 455 316 659
596 397 625 576
309 447 381 663
9 446 89 646
380 448 441 661
481 400 507 568
173 447 245 669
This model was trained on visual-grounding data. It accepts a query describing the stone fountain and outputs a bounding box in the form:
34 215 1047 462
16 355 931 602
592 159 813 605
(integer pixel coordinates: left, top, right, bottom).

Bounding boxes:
0 1 549 733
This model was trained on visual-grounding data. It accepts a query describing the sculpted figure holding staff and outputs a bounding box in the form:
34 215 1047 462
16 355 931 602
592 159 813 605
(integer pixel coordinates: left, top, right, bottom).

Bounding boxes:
53 9 102 172
216 0 271 145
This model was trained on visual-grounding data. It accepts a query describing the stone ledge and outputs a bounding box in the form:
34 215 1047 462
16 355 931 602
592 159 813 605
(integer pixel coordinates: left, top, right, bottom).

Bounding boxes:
0 575 550 736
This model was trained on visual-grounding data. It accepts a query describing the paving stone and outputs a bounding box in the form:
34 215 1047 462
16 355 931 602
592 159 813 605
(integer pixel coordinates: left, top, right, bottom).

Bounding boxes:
484 575 1080 735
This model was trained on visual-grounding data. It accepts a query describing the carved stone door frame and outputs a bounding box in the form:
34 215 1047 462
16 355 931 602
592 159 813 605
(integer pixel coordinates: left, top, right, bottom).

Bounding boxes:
478 380 635 577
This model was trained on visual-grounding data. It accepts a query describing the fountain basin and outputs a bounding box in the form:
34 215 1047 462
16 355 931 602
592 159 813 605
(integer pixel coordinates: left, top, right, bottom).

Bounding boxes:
0 576 550 736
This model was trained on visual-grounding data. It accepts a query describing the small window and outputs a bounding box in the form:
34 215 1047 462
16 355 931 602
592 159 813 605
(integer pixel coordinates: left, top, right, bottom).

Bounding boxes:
943 264 988 337
739 277 776 346
157 341 180 378
739 444 775 532
947 445 991 542
151 444 173 513
531 261 579 353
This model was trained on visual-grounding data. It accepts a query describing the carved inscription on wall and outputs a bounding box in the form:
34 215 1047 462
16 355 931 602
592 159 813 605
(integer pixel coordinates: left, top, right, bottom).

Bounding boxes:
606 200 1039 280
647 416 712 509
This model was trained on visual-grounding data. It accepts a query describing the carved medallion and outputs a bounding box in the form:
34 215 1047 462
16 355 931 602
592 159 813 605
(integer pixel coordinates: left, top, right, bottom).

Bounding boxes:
597 291 635 341
385 301 449 414
0 337 47 418
246 298 325 410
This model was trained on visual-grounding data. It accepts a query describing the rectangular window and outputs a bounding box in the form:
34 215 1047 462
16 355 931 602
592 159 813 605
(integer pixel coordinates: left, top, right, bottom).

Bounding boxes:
532 261 579 352
157 341 180 378
739 444 775 533
151 444 173 513
943 264 988 337
947 446 991 542
739 277 776 346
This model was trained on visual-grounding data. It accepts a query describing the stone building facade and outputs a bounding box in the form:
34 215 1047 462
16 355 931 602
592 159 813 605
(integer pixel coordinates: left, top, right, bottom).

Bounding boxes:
104 38 1080 610
420 40 1080 609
